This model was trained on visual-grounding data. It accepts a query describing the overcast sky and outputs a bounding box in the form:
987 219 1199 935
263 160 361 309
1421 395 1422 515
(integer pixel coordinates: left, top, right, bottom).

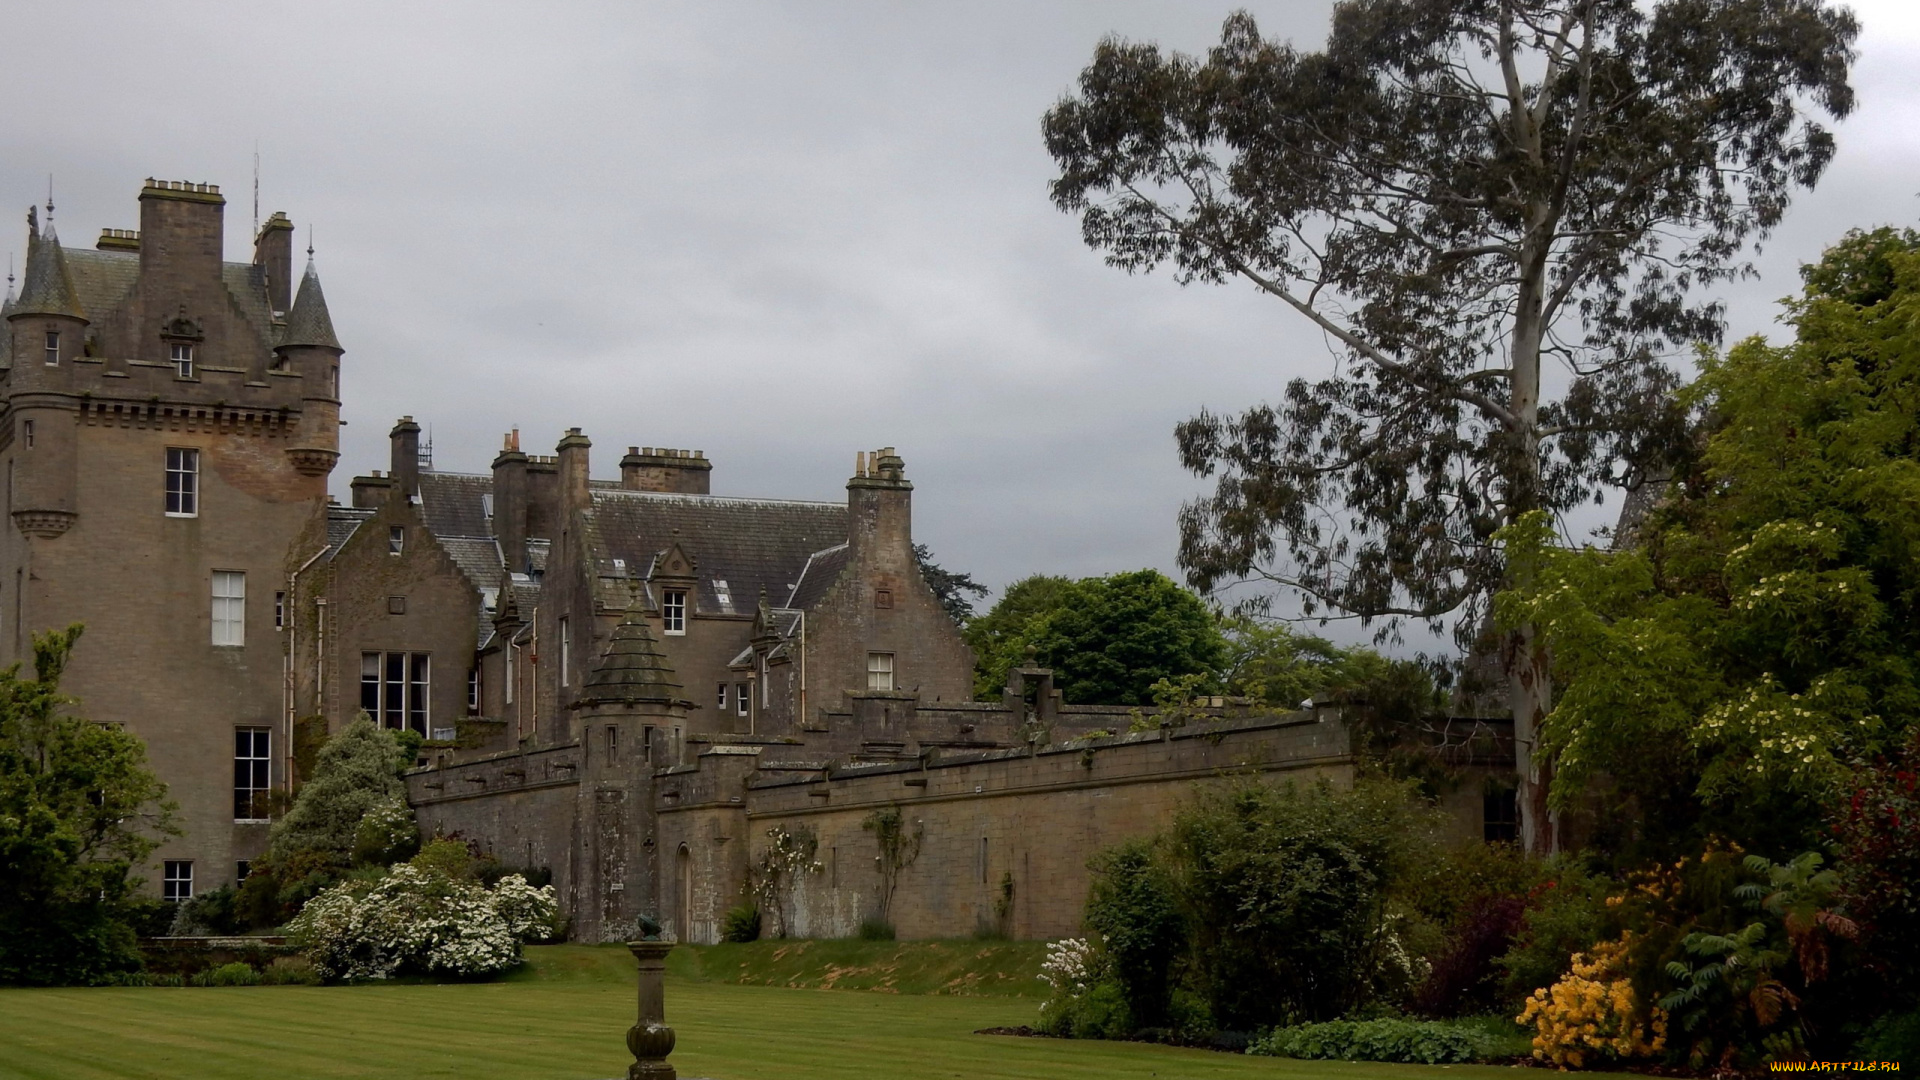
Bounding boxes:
6 1 1919 628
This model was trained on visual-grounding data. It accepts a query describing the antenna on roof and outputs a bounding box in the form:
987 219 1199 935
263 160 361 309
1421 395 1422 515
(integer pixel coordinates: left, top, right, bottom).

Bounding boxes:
252 142 260 237
419 424 434 473
44 175 53 227
306 226 314 259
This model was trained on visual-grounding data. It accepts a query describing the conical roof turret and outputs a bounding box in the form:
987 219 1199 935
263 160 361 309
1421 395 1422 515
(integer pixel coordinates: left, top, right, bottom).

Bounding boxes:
575 605 684 706
11 224 84 321
280 258 340 349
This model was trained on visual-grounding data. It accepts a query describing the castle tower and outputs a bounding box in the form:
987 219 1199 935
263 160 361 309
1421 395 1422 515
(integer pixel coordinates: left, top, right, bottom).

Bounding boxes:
570 601 691 941
0 179 341 901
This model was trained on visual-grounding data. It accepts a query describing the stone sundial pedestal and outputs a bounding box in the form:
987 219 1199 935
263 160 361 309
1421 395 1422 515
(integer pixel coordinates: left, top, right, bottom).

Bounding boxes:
625 939 679 1080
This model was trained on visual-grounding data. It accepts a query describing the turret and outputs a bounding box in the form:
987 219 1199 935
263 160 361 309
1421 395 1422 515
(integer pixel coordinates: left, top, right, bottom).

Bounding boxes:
8 214 86 538
276 258 342 478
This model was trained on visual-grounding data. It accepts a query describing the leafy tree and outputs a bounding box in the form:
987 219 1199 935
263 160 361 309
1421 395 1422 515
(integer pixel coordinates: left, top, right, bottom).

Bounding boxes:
1085 840 1185 1029
1497 228 1920 859
964 574 1077 698
912 543 989 624
237 716 417 927
1044 1 1859 852
1025 570 1225 706
0 626 177 985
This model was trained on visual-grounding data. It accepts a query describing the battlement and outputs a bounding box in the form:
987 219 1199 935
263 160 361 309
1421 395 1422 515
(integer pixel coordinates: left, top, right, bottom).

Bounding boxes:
141 179 223 202
96 228 140 252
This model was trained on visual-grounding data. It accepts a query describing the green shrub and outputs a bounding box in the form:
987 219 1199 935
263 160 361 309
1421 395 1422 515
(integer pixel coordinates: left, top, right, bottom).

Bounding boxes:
1496 862 1611 1006
721 904 762 943
1857 1010 1920 1064
856 917 896 941
260 956 321 986
168 886 241 936
1042 978 1132 1039
198 962 260 987
1247 1018 1479 1064
1085 840 1183 1028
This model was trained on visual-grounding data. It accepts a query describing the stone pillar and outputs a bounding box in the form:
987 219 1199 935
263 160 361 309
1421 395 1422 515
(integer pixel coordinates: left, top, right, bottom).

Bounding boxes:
625 940 677 1080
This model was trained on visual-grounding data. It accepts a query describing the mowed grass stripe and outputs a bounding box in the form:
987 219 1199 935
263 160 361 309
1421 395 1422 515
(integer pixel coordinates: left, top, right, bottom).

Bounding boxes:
0 977 1628 1080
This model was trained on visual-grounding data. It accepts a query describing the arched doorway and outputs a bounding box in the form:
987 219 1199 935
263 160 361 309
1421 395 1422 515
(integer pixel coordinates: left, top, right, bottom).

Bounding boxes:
676 844 693 942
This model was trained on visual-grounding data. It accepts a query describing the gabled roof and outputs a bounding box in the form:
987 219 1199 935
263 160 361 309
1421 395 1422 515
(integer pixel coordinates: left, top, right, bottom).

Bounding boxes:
325 505 375 557
785 543 849 610
583 489 846 616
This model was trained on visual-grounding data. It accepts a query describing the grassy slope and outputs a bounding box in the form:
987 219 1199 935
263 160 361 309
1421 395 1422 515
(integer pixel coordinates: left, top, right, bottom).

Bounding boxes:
0 944 1622 1080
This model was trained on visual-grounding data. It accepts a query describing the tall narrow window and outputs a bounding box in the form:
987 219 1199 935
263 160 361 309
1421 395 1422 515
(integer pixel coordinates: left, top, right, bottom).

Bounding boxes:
165 448 199 516
1483 788 1519 844
506 647 516 705
662 589 687 634
558 616 571 686
735 683 750 717
171 342 195 378
361 651 431 737
643 725 655 764
234 727 271 821
717 683 728 709
43 331 58 366
467 668 480 714
21 420 32 449
979 837 989 883
388 525 405 555
163 860 193 902
274 591 286 630
605 725 618 761
867 652 895 691
211 571 246 646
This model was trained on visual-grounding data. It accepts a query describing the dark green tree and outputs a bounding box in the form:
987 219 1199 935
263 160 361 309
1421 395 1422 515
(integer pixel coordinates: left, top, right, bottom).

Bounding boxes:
1044 1 1858 852
964 574 1077 698
0 626 176 985
1085 840 1185 1029
1497 228 1920 860
1026 570 1226 706
912 543 989 624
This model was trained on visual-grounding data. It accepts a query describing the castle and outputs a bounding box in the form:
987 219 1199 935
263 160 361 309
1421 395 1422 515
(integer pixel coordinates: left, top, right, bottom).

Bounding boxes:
5 178 1511 942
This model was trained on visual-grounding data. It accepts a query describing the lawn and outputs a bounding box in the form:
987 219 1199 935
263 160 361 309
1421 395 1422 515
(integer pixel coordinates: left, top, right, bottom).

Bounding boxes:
0 944 1620 1080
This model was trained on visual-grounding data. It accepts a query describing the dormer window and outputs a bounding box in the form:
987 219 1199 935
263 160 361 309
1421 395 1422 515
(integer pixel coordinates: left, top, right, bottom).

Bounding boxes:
389 526 405 556
662 589 687 635
171 342 195 379
43 332 58 366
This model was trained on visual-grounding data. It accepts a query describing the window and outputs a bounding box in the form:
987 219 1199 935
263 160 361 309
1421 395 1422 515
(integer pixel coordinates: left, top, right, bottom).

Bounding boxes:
717 683 728 709
867 652 895 691
643 725 655 764
387 595 407 615
234 727 271 821
211 571 246 646
388 525 405 555
1483 788 1518 844
559 616 570 687
875 589 892 609
43 331 58 366
171 342 194 378
735 683 750 717
713 578 732 610
361 651 431 736
662 589 686 634
605 725 618 761
978 837 989 884
21 420 32 449
236 861 251 881
274 591 286 630
163 860 193 902
506 647 516 705
467 668 480 714
165 448 199 516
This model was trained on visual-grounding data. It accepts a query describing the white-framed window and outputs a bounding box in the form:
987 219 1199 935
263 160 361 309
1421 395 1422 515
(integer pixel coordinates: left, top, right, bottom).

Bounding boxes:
171 342 195 378
361 651 431 736
662 589 687 635
274 591 286 630
163 860 193 902
211 571 246 647
43 331 58 366
867 652 895 692
713 578 732 610
716 683 727 709
467 668 480 714
166 448 199 516
735 683 750 717
21 420 33 449
234 727 271 821
388 525 405 556
558 616 571 687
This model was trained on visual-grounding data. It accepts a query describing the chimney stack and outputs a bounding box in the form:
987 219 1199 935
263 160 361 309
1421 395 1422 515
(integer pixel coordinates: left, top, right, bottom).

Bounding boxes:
557 428 592 514
389 416 421 502
492 431 530 573
846 446 912 568
253 211 294 315
619 446 712 494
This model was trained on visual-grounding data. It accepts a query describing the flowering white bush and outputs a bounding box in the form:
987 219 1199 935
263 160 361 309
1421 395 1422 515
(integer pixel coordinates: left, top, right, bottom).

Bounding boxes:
1037 936 1129 1037
286 864 557 981
1039 937 1100 998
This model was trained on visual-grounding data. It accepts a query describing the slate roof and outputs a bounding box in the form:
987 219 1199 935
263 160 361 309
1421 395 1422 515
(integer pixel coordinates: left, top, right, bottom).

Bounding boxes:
785 543 848 611
417 472 495 540
584 490 846 616
51 245 278 346
442 537 506 594
280 259 339 349
325 505 375 557
575 607 684 706
14 228 84 318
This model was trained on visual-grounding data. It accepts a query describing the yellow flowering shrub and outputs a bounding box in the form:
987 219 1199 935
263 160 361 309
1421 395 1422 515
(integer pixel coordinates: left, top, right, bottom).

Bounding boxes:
1517 934 1668 1069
